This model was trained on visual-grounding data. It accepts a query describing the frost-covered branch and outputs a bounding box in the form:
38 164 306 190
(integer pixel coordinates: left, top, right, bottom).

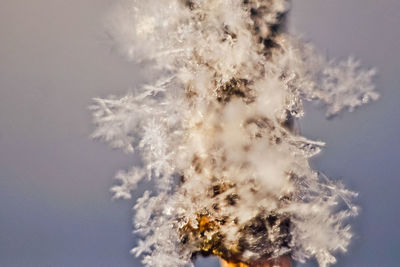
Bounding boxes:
91 1 378 266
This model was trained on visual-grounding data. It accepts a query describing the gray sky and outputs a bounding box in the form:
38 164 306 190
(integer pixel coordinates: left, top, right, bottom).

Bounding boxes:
0 0 399 266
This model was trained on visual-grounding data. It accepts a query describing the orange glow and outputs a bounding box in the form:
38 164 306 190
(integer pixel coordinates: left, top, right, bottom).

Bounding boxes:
220 259 249 267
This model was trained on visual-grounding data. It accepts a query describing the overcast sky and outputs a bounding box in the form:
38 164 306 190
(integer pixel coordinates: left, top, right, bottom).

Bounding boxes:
1 0 399 266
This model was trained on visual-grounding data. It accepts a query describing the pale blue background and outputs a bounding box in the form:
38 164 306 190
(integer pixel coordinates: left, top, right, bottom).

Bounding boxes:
0 0 399 266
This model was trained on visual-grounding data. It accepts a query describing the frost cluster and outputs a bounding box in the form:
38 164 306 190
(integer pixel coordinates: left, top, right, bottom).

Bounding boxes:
91 1 378 266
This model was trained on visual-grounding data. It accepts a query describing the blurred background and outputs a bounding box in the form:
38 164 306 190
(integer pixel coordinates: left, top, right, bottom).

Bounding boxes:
0 0 399 266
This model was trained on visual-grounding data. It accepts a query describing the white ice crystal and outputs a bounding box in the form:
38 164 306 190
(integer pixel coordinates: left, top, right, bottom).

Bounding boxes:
92 1 378 266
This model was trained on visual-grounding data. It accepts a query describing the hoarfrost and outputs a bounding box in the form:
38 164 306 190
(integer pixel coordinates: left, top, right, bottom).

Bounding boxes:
91 0 378 266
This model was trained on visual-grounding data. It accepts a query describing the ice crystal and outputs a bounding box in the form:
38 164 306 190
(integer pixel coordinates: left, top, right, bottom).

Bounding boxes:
91 1 378 266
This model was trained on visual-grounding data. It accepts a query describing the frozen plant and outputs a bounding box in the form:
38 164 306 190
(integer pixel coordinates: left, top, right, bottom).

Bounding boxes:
91 0 378 266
